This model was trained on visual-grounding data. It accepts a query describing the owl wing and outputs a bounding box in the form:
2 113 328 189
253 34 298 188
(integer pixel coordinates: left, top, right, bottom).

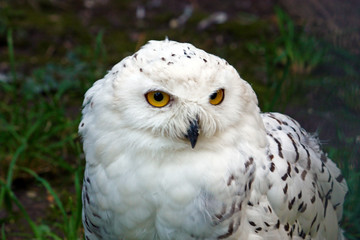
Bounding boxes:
261 112 348 238
82 168 116 240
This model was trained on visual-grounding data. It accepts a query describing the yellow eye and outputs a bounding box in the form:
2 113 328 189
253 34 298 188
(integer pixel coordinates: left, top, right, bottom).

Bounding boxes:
209 89 225 105
145 91 170 108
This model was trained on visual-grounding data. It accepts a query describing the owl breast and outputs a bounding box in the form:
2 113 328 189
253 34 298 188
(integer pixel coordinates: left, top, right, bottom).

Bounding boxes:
83 144 258 240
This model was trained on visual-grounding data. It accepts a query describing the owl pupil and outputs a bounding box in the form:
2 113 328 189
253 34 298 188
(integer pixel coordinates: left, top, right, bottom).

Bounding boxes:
154 92 164 101
210 92 217 100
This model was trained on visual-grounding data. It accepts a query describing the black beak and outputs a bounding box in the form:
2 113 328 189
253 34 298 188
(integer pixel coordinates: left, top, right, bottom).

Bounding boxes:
185 119 199 149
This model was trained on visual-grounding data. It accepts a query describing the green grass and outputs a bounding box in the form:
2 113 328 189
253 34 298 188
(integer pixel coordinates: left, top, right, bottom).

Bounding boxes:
0 27 110 239
0 18 106 238
0 1 359 239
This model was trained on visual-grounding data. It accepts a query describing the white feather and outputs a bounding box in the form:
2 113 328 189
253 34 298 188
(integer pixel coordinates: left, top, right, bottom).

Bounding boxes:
79 40 347 240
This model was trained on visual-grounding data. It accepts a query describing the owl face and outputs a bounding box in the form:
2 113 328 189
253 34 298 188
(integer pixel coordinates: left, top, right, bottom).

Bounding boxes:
82 40 262 153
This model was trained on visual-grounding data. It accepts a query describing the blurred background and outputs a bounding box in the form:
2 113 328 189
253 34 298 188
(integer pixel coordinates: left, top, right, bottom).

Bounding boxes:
0 0 359 239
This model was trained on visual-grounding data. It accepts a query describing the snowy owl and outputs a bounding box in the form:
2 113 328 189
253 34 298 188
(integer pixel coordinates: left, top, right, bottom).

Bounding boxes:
79 40 348 240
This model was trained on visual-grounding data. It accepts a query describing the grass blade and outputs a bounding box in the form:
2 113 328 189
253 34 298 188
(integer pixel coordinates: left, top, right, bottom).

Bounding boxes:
7 28 17 81
20 168 68 224
1 223 5 240
0 181 41 238
0 143 26 209
73 168 83 231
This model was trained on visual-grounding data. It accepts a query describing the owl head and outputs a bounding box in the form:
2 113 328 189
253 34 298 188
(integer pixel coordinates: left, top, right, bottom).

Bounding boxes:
79 40 266 163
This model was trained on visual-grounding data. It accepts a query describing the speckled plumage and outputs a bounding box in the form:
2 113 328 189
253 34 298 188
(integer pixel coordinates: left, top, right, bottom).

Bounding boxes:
79 40 348 240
